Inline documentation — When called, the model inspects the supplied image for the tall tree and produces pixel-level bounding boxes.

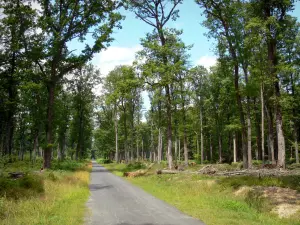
[128,0,183,169]
[35,0,122,168]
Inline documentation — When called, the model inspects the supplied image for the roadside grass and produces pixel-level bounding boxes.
[104,163,300,225]
[219,175,300,192]
[0,160,91,225]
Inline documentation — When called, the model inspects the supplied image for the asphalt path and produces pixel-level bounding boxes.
[86,161,205,225]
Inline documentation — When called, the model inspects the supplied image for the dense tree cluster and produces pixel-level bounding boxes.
[0,0,122,167]
[96,0,300,169]
[1,0,299,170]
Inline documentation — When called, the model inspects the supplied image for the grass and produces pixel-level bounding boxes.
[0,159,91,225]
[104,163,300,225]
[219,175,300,192]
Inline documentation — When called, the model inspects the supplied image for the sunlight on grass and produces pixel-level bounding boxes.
[104,163,300,225]
[0,162,90,225]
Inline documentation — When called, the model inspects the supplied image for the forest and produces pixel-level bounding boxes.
[1,1,300,168]
[1,0,300,225]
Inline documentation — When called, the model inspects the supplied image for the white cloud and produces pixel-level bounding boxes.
[196,55,217,70]
[92,45,142,76]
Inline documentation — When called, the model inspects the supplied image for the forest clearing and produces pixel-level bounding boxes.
[1,0,300,224]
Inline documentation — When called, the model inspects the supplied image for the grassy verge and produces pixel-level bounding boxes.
[0,160,91,225]
[103,163,300,225]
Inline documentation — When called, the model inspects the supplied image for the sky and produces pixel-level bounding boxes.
[75,1,300,113]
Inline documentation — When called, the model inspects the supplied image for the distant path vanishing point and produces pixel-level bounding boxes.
[86,161,205,225]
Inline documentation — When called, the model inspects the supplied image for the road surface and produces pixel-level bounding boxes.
[86,161,205,225]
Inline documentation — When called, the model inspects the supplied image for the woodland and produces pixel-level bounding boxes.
[1,1,300,224]
[0,1,300,171]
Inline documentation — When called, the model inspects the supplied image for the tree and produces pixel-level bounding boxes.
[128,0,183,169]
[35,0,122,168]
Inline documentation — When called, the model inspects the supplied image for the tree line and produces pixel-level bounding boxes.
[96,0,300,169]
[0,0,122,168]
[1,0,299,170]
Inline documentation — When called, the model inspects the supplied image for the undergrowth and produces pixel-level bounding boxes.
[219,175,300,192]
[0,159,91,225]
[104,162,300,225]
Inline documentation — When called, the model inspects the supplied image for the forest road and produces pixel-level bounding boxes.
[86,161,205,225]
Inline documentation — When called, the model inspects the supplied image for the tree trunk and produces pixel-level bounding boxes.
[142,139,144,161]
[295,128,299,164]
[265,3,285,169]
[247,106,252,168]
[178,138,181,162]
[136,138,139,161]
[210,134,213,162]
[158,128,162,163]
[175,136,178,162]
[233,133,237,163]
[33,132,38,163]
[266,105,275,163]
[165,84,173,169]
[183,133,188,166]
[200,106,204,164]
[275,103,285,168]
[261,84,265,161]
[44,83,55,168]
[115,108,119,163]
[218,134,222,163]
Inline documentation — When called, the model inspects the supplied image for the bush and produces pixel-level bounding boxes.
[252,160,263,166]
[97,158,113,164]
[194,154,201,164]
[287,158,296,165]
[245,190,269,212]
[125,162,146,172]
[0,174,44,199]
[288,163,300,170]
[51,160,87,171]
[48,172,59,181]
[231,162,243,170]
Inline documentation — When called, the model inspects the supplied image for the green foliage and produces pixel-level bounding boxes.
[50,160,87,171]
[125,162,146,172]
[252,160,263,166]
[219,176,300,192]
[0,174,44,199]
[194,154,201,164]
[245,191,269,213]
[96,158,113,164]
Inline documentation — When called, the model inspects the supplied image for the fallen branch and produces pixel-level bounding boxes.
[123,170,146,178]
[156,170,182,175]
[8,172,25,179]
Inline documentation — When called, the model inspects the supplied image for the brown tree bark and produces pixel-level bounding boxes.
[44,83,55,168]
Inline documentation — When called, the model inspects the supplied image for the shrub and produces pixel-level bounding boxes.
[288,163,300,170]
[19,174,44,193]
[245,190,269,212]
[51,160,87,171]
[125,162,146,172]
[252,160,263,166]
[48,172,59,181]
[231,162,243,170]
[97,158,113,164]
[194,154,201,164]
[0,174,44,199]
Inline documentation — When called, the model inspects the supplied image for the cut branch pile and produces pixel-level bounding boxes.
[123,170,146,178]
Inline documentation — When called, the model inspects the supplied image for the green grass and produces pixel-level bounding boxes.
[0,160,91,225]
[104,163,300,225]
[219,175,300,192]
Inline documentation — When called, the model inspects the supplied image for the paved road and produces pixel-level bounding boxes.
[86,161,205,225]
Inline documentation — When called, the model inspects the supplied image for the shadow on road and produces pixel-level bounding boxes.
[89,184,112,191]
